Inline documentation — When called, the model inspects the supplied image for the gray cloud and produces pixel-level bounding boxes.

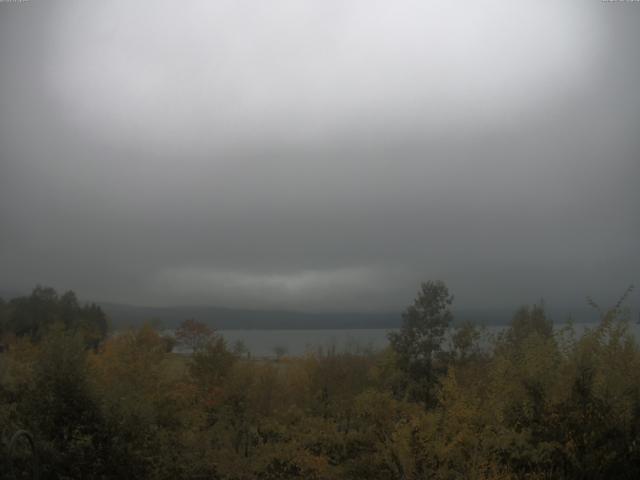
[1,1,638,312]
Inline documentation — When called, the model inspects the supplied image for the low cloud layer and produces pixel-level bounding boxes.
[1,1,639,311]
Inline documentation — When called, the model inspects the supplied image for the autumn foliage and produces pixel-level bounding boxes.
[1,284,640,479]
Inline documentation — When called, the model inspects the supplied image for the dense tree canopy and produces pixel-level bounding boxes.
[0,286,108,346]
[1,284,640,479]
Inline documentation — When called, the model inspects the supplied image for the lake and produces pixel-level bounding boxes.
[205,321,640,358]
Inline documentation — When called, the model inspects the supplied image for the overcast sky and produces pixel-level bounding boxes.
[1,1,638,312]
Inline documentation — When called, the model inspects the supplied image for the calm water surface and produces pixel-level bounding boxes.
[210,322,640,358]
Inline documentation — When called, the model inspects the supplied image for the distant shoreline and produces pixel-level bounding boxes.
[98,300,615,330]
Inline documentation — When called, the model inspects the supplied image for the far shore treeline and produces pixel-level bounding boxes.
[1,282,639,479]
[0,286,607,331]
[99,302,605,331]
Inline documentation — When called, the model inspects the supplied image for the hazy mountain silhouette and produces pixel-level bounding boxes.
[98,302,603,330]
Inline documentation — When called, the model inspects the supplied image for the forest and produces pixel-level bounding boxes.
[1,282,639,479]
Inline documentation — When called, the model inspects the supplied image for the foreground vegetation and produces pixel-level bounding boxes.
[1,283,639,479]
